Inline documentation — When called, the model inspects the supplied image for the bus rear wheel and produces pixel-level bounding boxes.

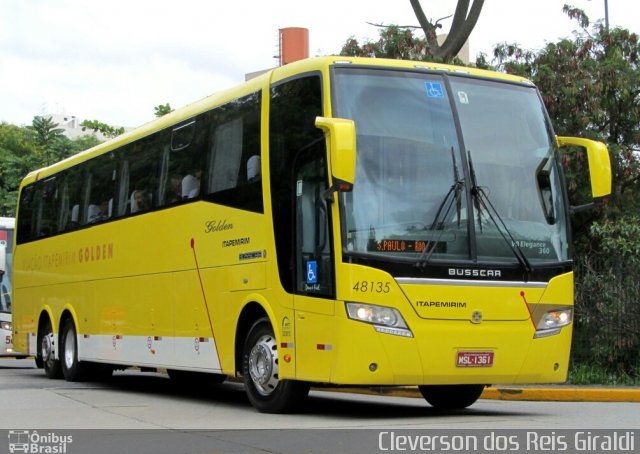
[60,317,90,381]
[419,384,485,409]
[40,318,62,379]
[241,318,309,413]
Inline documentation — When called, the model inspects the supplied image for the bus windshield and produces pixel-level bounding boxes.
[333,68,570,266]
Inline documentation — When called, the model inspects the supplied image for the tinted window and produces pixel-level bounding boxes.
[205,91,263,213]
[269,75,323,293]
[164,118,206,206]
[58,167,84,232]
[83,153,116,225]
[17,185,37,244]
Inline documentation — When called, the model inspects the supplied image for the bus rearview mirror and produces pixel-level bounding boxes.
[315,117,356,193]
[557,136,612,199]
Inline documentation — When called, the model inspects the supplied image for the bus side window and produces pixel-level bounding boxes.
[83,154,116,225]
[58,167,84,232]
[17,185,37,244]
[115,155,130,217]
[38,177,58,238]
[205,91,263,213]
[161,120,203,207]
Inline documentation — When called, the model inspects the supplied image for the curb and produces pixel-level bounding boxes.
[322,386,640,403]
[481,386,640,402]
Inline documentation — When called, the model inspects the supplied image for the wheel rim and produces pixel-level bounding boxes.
[64,326,76,370]
[248,334,279,396]
[41,333,53,363]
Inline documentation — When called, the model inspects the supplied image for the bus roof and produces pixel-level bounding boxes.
[18,56,534,188]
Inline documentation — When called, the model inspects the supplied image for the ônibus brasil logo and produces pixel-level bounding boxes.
[8,430,73,454]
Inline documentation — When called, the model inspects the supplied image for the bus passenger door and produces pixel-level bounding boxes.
[293,147,336,382]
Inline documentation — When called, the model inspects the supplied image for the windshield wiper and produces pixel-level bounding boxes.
[416,147,463,268]
[467,150,533,281]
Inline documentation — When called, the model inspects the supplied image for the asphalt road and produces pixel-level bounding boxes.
[0,358,637,453]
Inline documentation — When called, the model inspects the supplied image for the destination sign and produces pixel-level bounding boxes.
[371,239,429,253]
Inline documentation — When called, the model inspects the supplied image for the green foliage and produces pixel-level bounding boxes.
[573,219,640,379]
[81,119,125,139]
[0,123,39,216]
[0,120,101,216]
[482,6,640,382]
[484,6,640,251]
[340,24,468,65]
[1,102,167,217]
[590,217,640,260]
[340,26,430,61]
[71,135,102,152]
[154,103,174,117]
[569,362,639,386]
[28,116,66,167]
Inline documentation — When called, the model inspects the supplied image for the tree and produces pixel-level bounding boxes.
[341,0,484,63]
[28,116,65,166]
[154,103,174,117]
[410,0,484,62]
[341,25,431,61]
[481,5,640,380]
[0,122,102,216]
[485,5,640,225]
[0,123,40,215]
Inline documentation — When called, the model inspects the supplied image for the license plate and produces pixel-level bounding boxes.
[456,351,494,367]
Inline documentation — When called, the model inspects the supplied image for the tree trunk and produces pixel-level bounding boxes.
[410,0,484,62]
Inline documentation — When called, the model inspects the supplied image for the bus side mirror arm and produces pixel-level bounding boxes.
[569,200,602,215]
[315,116,357,201]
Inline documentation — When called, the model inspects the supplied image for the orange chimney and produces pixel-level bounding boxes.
[279,27,309,66]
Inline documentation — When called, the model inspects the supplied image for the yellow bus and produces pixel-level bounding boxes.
[13,57,611,413]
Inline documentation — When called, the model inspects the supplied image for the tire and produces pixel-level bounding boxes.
[40,318,62,379]
[60,317,88,382]
[419,384,485,409]
[242,318,309,413]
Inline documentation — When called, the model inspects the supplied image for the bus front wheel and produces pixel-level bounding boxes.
[40,318,62,379]
[418,384,485,409]
[241,318,309,413]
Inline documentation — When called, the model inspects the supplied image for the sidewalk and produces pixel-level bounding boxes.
[326,385,640,402]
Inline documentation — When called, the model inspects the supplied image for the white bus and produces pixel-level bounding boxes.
[0,217,25,357]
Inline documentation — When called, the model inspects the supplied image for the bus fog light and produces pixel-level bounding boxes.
[0,321,10,331]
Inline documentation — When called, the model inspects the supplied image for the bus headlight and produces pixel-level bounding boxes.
[534,309,572,338]
[345,303,413,337]
[0,321,11,331]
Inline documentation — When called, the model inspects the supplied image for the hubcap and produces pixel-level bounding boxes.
[64,328,76,370]
[41,333,54,362]
[248,334,279,396]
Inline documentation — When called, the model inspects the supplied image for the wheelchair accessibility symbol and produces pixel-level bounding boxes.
[306,261,318,284]
[425,81,444,98]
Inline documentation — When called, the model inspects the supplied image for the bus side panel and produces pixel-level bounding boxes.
[171,269,223,371]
